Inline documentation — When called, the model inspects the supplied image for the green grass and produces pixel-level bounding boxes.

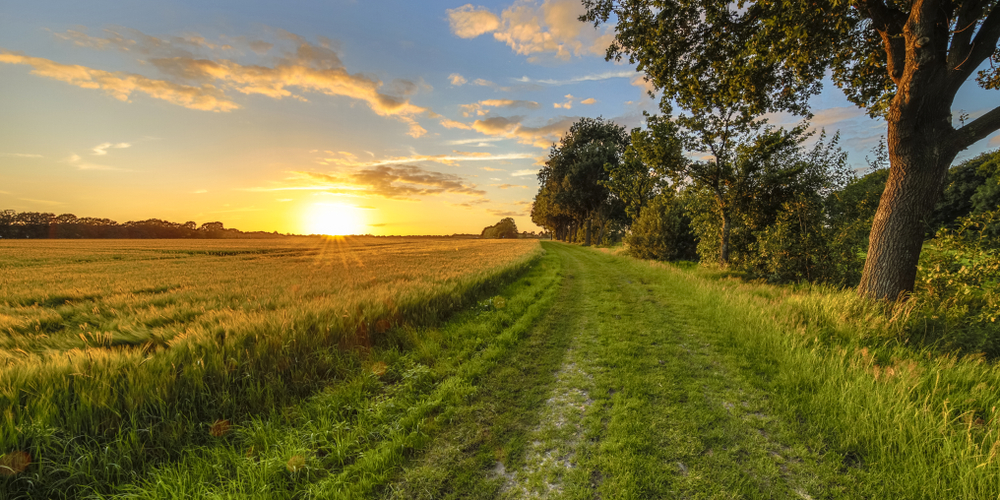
[5,241,1000,498]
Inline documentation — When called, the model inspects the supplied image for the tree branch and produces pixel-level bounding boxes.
[947,0,984,71]
[950,105,1000,151]
[858,0,908,84]
[948,1,1000,93]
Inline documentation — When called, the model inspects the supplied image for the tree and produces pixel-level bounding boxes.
[480,217,519,239]
[532,117,630,244]
[583,0,1000,299]
[602,116,686,227]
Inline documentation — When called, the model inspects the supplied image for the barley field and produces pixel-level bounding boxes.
[0,237,540,495]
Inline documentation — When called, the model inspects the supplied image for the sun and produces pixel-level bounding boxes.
[306,203,365,236]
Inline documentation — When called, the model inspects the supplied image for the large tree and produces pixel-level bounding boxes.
[583,0,1000,300]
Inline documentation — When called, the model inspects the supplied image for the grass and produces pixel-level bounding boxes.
[391,243,1000,498]
[4,239,1000,498]
[0,237,541,498]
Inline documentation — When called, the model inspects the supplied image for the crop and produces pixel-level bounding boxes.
[0,237,540,497]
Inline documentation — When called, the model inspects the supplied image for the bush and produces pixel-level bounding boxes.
[624,193,697,261]
[908,209,1000,355]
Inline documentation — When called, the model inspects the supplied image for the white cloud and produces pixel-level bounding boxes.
[447,5,502,38]
[517,70,634,85]
[512,169,538,176]
[0,50,239,112]
[4,28,436,137]
[449,73,468,86]
[472,115,576,148]
[581,97,597,105]
[447,0,616,63]
[92,142,130,155]
[460,98,540,117]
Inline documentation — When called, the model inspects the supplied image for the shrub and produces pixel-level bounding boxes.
[908,209,1000,355]
[624,193,697,261]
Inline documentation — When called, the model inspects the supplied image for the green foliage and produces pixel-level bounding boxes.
[911,210,1000,355]
[480,217,519,239]
[533,117,630,241]
[624,192,697,261]
[928,149,1000,236]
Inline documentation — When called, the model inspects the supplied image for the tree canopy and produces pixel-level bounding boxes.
[532,117,630,242]
[583,0,1000,299]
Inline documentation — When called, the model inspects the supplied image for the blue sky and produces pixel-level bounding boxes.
[2,0,998,234]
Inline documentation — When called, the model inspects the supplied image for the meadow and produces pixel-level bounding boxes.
[3,239,1000,499]
[0,238,541,498]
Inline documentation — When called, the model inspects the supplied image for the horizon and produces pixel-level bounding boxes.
[3,0,999,236]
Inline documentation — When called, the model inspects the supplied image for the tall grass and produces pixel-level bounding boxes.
[0,237,541,498]
[656,262,1000,497]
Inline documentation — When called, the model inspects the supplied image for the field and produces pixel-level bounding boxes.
[3,239,1000,499]
[0,238,541,498]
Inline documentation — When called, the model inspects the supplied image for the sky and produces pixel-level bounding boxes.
[2,1,999,236]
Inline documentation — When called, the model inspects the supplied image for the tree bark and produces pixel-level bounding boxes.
[585,219,592,246]
[858,7,958,300]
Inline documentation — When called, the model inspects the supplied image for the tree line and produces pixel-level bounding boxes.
[0,210,286,239]
[532,116,1000,285]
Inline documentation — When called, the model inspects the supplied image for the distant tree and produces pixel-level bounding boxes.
[532,117,630,245]
[481,217,519,239]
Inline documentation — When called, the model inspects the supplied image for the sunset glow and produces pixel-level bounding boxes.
[2,1,998,235]
[306,203,366,236]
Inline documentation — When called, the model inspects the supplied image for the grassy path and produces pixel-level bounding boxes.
[391,242,851,499]
[79,241,1000,498]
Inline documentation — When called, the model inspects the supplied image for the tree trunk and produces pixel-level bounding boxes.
[585,219,592,246]
[858,61,956,299]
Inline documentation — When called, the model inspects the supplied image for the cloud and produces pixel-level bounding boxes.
[314,149,535,167]
[811,106,866,127]
[92,142,130,155]
[65,153,124,171]
[0,50,239,112]
[19,198,65,205]
[273,165,487,200]
[991,134,1000,146]
[472,115,576,148]
[554,94,574,109]
[512,169,538,176]
[445,137,506,146]
[488,208,526,217]
[10,28,435,136]
[449,73,467,86]
[460,98,540,117]
[439,118,473,130]
[581,97,597,105]
[491,183,529,189]
[3,153,42,158]
[516,70,633,85]
[452,198,492,208]
[448,0,615,63]
[631,74,656,97]
[447,5,502,38]
[193,189,208,194]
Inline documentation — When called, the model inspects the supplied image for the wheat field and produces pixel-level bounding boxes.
[0,237,540,492]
